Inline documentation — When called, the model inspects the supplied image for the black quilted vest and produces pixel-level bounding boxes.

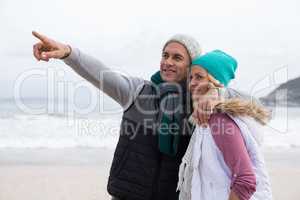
[107,82,193,200]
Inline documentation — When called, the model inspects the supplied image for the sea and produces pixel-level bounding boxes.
[0,98,300,150]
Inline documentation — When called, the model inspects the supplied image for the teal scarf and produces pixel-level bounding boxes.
[151,71,181,156]
[150,71,164,85]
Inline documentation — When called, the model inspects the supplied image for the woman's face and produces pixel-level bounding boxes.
[160,42,191,83]
[189,66,210,97]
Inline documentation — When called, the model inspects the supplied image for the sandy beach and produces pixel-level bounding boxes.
[0,147,299,200]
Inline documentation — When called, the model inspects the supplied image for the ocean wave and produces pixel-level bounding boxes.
[0,108,299,149]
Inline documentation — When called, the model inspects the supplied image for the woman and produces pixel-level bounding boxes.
[177,50,273,200]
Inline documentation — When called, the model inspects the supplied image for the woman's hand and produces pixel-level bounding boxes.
[32,31,71,62]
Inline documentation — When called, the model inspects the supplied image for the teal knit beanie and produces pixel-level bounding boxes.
[191,50,237,87]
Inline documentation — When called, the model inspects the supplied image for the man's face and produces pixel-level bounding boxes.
[160,42,191,83]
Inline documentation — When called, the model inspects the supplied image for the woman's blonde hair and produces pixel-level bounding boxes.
[206,75,272,125]
[215,98,271,125]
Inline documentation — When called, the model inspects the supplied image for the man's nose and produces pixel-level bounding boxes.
[164,57,174,66]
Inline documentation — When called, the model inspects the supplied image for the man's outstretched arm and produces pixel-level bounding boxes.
[32,31,145,110]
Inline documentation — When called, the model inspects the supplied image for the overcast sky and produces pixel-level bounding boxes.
[1,0,299,100]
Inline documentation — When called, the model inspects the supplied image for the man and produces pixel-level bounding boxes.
[32,31,229,200]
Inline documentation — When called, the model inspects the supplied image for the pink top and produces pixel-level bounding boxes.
[209,113,257,200]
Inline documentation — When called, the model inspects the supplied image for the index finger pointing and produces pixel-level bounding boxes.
[32,31,49,44]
